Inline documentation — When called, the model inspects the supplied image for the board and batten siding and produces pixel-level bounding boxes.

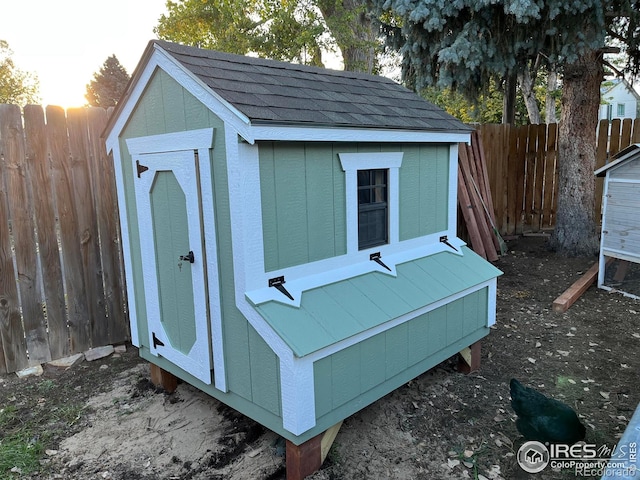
[399,144,450,240]
[602,181,640,256]
[260,143,452,271]
[118,69,282,416]
[313,287,489,424]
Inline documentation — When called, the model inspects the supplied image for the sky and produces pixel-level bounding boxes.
[1,0,168,108]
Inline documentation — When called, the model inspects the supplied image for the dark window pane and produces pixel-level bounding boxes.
[358,168,388,250]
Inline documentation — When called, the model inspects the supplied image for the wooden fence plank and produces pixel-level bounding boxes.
[67,108,108,347]
[632,118,640,143]
[610,118,622,157]
[531,124,547,232]
[0,104,51,365]
[595,119,609,216]
[542,123,558,228]
[46,106,91,352]
[86,107,128,344]
[23,105,69,360]
[621,118,633,149]
[0,106,29,373]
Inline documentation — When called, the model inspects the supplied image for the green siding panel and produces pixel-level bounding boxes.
[260,142,348,271]
[313,288,490,428]
[385,322,408,379]
[359,334,386,391]
[313,357,333,418]
[331,346,361,407]
[400,145,450,241]
[248,326,281,416]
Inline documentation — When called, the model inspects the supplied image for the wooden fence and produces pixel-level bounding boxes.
[0,104,128,374]
[1,103,638,373]
[479,118,640,236]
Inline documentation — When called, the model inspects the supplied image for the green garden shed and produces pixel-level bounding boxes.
[104,40,502,478]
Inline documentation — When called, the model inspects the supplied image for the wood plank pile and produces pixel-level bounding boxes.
[458,130,502,262]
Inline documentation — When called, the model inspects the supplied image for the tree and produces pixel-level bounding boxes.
[377,0,640,255]
[155,0,379,73]
[0,40,39,106]
[85,55,130,107]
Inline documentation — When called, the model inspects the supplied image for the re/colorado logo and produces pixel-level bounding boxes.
[517,441,550,473]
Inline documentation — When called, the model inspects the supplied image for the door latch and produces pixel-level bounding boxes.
[179,251,195,263]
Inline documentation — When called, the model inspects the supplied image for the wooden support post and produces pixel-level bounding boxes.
[286,421,343,480]
[458,340,481,374]
[613,260,630,283]
[149,363,178,393]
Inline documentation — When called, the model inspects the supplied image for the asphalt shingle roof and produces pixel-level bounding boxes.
[154,40,471,132]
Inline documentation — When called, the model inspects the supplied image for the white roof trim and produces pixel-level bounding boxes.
[249,125,471,143]
[595,143,640,177]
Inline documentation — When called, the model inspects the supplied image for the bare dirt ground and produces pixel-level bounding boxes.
[1,235,639,480]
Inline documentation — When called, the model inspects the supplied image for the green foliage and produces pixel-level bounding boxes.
[376,0,640,96]
[85,55,130,108]
[0,40,40,106]
[421,80,532,126]
[155,0,328,65]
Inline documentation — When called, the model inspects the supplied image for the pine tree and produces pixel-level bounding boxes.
[376,0,640,255]
[85,55,130,107]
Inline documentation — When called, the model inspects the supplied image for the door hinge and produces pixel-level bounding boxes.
[370,252,391,271]
[152,332,165,349]
[136,160,149,178]
[269,276,294,301]
[440,235,458,252]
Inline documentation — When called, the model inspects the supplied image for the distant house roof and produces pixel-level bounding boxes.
[601,78,640,101]
[110,40,471,135]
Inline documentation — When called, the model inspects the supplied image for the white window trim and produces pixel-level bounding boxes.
[338,152,403,254]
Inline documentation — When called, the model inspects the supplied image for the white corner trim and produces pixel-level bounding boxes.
[448,144,460,231]
[126,128,214,155]
[110,142,140,347]
[487,278,498,327]
[224,127,317,435]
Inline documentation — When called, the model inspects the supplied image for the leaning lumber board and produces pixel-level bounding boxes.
[457,165,487,259]
[552,262,600,312]
[460,145,499,261]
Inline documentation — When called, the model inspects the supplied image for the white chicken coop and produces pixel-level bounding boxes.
[595,143,640,299]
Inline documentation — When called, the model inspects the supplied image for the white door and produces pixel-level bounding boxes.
[133,150,212,384]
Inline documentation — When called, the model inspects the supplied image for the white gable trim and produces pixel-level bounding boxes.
[224,127,316,435]
[126,128,215,154]
[106,46,252,152]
